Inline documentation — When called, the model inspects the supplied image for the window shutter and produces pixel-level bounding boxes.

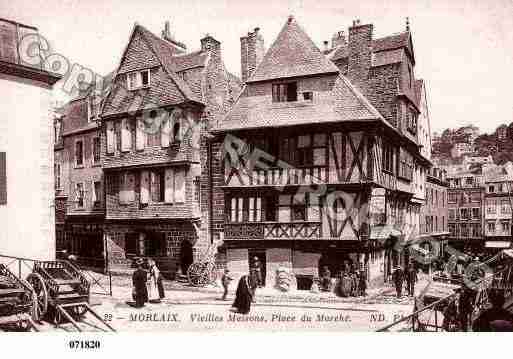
[107,122,115,154]
[91,181,97,204]
[121,119,131,152]
[119,173,127,204]
[126,172,135,202]
[256,197,262,221]
[140,171,150,204]
[164,168,175,203]
[0,152,6,205]
[248,197,254,222]
[161,117,170,148]
[150,171,160,202]
[136,118,146,150]
[174,169,186,203]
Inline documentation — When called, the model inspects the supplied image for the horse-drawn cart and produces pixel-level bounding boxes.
[26,260,90,324]
[0,264,38,331]
[25,260,115,332]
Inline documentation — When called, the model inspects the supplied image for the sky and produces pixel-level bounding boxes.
[2,0,512,133]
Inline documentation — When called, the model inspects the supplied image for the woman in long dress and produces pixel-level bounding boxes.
[231,275,253,314]
[147,259,161,303]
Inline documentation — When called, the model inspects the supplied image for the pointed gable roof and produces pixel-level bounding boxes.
[247,16,339,83]
[101,24,204,118]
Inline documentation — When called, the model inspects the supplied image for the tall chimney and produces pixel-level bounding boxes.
[240,27,265,82]
[201,34,221,61]
[347,20,373,95]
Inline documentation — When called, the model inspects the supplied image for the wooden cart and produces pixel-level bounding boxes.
[0,264,38,331]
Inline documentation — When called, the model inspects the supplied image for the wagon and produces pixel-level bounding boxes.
[187,244,218,287]
[0,264,37,331]
[26,260,91,325]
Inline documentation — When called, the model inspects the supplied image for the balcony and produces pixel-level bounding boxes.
[224,221,322,240]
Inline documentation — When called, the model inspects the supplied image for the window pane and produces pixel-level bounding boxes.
[297,135,311,148]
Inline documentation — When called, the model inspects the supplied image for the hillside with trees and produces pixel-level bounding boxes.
[432,122,513,164]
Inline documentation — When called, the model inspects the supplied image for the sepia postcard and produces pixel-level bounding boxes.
[1,1,513,349]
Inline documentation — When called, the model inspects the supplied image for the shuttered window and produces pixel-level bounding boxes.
[106,121,115,154]
[136,118,146,150]
[121,118,132,152]
[0,152,6,205]
[75,140,84,167]
[140,171,150,204]
[119,172,135,204]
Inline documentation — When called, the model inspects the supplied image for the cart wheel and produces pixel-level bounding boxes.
[26,273,48,322]
[187,263,203,286]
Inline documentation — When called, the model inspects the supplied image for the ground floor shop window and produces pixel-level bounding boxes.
[125,232,167,257]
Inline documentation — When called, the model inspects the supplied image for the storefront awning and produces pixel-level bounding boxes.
[369,225,402,240]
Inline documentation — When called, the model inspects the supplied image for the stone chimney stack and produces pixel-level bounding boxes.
[240,27,265,83]
[201,34,221,59]
[331,30,346,48]
[348,19,373,94]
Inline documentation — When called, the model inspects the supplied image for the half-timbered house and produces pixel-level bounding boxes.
[211,16,432,289]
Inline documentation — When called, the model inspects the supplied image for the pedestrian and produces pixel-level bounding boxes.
[147,259,162,303]
[458,285,476,331]
[320,266,331,292]
[250,257,263,288]
[405,262,418,296]
[392,265,404,298]
[472,289,513,332]
[350,265,359,297]
[221,269,233,301]
[231,274,253,314]
[358,268,367,297]
[132,259,148,308]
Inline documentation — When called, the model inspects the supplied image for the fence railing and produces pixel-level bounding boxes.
[377,259,513,332]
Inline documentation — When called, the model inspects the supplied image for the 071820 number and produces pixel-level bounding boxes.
[68,340,101,350]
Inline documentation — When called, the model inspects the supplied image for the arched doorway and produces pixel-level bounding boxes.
[180,240,194,275]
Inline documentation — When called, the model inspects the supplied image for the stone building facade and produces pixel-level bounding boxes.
[446,170,484,251]
[99,22,240,277]
[483,163,513,250]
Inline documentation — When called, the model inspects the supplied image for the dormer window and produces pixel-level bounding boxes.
[272,82,297,102]
[127,69,151,90]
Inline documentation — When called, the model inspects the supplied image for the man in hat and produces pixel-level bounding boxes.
[132,258,148,308]
[250,256,263,289]
[405,262,418,297]
[392,265,405,298]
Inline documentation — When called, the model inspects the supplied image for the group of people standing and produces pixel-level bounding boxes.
[132,258,165,308]
[333,264,367,297]
[391,262,418,298]
[319,264,367,297]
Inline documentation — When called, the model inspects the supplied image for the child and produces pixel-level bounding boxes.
[221,269,233,300]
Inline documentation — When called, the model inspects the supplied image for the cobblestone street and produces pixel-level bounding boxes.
[32,271,427,332]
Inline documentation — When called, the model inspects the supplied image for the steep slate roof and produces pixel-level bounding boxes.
[173,50,209,71]
[102,24,205,117]
[372,32,410,52]
[136,25,202,103]
[216,75,382,131]
[247,16,339,83]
